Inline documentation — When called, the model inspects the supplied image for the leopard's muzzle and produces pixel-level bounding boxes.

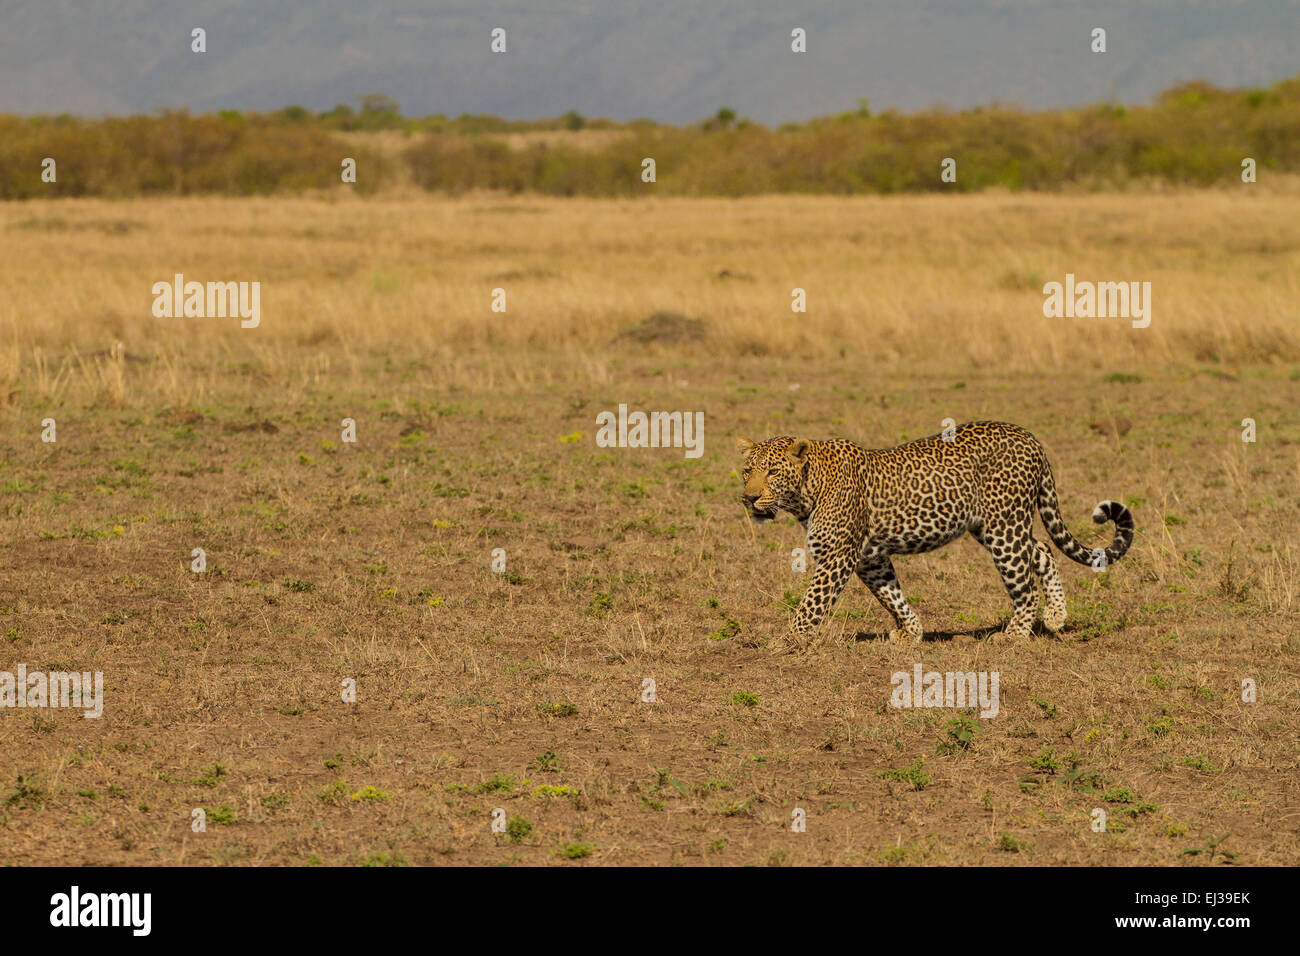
[742,493,778,524]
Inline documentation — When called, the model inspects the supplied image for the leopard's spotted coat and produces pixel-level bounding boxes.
[737,421,1134,652]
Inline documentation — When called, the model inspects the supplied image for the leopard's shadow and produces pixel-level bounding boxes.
[850,625,1001,644]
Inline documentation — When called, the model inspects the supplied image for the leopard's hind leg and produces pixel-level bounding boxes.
[1033,539,1066,634]
[970,518,1038,641]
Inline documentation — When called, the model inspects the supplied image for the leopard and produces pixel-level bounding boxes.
[736,421,1134,652]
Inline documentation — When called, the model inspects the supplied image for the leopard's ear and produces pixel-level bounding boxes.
[736,436,755,455]
[789,438,811,463]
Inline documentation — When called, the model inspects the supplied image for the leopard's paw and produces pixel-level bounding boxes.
[997,623,1033,643]
[887,623,925,644]
[770,632,812,656]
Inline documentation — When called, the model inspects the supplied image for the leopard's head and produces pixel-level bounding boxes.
[736,435,815,523]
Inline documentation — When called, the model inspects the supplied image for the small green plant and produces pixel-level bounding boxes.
[1180,834,1236,863]
[538,701,579,718]
[707,616,742,641]
[585,591,613,617]
[694,779,733,795]
[560,842,594,859]
[1029,746,1061,774]
[1064,757,1105,794]
[533,784,578,797]
[1147,715,1175,737]
[1122,800,1159,819]
[936,715,978,755]
[997,833,1025,852]
[1069,599,1125,642]
[349,785,390,802]
[727,691,761,707]
[878,845,910,864]
[531,750,559,772]
[617,480,647,499]
[205,805,236,825]
[505,816,533,843]
[192,762,229,787]
[475,774,517,793]
[877,757,930,791]
[317,781,348,804]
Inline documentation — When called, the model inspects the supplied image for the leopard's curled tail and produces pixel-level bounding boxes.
[1036,459,1134,566]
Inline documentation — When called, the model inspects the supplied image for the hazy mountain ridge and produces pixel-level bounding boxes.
[2,0,1297,121]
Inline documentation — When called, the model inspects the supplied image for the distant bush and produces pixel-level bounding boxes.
[404,76,1300,196]
[4,77,1299,198]
[0,108,392,198]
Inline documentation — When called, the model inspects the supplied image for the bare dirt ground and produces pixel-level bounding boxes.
[1,194,1297,865]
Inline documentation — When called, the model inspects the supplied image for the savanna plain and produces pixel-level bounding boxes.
[0,188,1297,865]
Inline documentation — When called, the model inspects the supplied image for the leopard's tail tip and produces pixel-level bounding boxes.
[1090,499,1136,561]
[1093,500,1120,523]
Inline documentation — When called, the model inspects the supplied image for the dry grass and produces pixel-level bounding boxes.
[0,192,1296,865]
[2,191,1299,401]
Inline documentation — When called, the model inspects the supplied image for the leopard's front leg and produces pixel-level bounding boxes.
[779,546,857,653]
